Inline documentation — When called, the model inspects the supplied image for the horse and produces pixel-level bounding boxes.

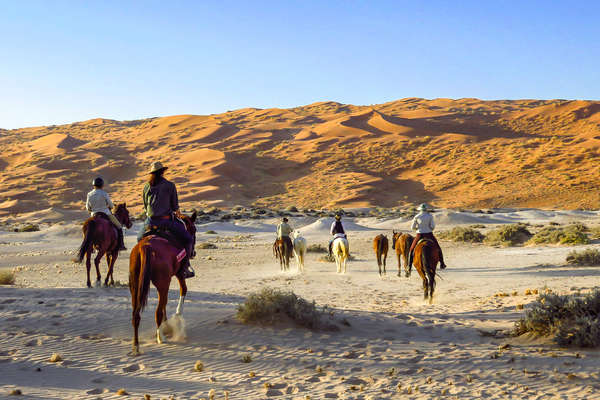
[291,230,307,272]
[273,236,293,272]
[76,203,133,288]
[129,211,197,355]
[410,238,439,304]
[332,236,349,274]
[392,230,413,277]
[373,234,389,276]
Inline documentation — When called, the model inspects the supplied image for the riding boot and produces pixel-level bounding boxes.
[117,229,126,251]
[180,256,195,278]
[408,251,414,268]
[328,241,333,258]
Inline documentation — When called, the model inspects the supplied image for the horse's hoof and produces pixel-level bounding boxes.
[129,349,140,357]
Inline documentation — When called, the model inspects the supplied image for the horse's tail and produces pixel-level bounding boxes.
[138,244,153,312]
[377,236,385,260]
[342,239,349,259]
[76,219,95,263]
[422,244,435,289]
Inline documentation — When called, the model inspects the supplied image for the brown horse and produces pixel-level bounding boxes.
[273,237,293,272]
[129,212,197,355]
[373,234,389,276]
[411,239,439,304]
[392,231,413,278]
[76,203,132,288]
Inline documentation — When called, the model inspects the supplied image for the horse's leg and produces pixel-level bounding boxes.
[176,275,188,315]
[94,250,104,287]
[109,252,118,286]
[383,250,387,275]
[396,249,402,277]
[132,305,141,355]
[156,285,169,344]
[104,254,111,286]
[423,277,429,300]
[85,251,92,288]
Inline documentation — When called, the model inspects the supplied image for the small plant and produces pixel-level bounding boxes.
[0,271,15,285]
[237,287,334,330]
[15,224,40,232]
[514,290,600,347]
[198,242,217,249]
[566,248,600,266]
[528,225,589,245]
[306,244,327,253]
[318,253,356,263]
[194,360,204,372]
[438,227,485,243]
[484,224,532,246]
[48,353,62,362]
[204,230,218,234]
[241,354,252,363]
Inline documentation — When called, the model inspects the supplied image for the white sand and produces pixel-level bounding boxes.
[2,211,600,399]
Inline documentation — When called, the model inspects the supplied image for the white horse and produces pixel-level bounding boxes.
[332,236,349,273]
[291,230,307,272]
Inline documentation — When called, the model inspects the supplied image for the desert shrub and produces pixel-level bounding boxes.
[484,224,532,246]
[285,205,298,212]
[204,230,218,234]
[15,224,40,232]
[470,224,486,229]
[318,253,356,263]
[0,270,15,285]
[589,227,600,239]
[306,244,327,253]
[197,242,217,249]
[237,287,329,330]
[438,227,484,243]
[514,290,600,347]
[566,248,600,266]
[529,225,590,245]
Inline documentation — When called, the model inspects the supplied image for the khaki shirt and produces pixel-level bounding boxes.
[86,189,114,216]
[411,211,435,234]
[277,222,292,238]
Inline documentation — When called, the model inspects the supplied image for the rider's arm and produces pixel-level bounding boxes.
[429,214,435,231]
[411,216,418,231]
[170,183,179,213]
[330,222,335,235]
[142,184,149,215]
[105,192,114,210]
[85,194,92,213]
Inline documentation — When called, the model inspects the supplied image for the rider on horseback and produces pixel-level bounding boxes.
[86,177,126,251]
[277,217,293,240]
[407,203,447,269]
[138,161,195,279]
[328,214,346,257]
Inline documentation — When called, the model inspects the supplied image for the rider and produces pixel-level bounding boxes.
[277,217,293,240]
[86,177,126,251]
[328,214,346,257]
[407,203,447,269]
[138,161,195,279]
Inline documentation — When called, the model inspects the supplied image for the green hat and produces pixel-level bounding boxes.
[418,203,431,211]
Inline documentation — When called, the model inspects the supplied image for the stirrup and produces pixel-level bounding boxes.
[183,266,195,278]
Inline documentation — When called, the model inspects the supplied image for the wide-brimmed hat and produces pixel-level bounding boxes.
[417,203,432,211]
[335,214,342,220]
[149,161,168,174]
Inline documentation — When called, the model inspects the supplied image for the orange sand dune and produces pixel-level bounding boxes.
[2,98,600,220]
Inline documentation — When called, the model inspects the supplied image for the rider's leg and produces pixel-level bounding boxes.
[137,218,150,242]
[429,234,447,269]
[408,233,422,267]
[108,214,126,250]
[328,238,333,257]
[170,220,195,278]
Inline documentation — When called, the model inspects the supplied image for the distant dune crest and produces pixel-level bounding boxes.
[1,97,600,219]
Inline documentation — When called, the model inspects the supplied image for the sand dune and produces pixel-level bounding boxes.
[2,98,600,221]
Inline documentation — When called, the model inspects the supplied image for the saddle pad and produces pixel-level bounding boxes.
[333,233,346,239]
[417,238,434,246]
[176,248,186,262]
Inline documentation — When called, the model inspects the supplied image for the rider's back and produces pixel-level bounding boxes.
[86,188,113,216]
[143,177,178,218]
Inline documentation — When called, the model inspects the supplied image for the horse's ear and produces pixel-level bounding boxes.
[191,211,197,223]
[123,202,126,208]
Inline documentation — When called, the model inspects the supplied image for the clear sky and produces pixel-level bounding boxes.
[1,1,599,129]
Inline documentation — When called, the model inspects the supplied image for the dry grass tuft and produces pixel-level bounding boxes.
[529,224,589,245]
[198,242,217,249]
[484,224,532,246]
[48,353,62,363]
[306,244,327,253]
[566,248,600,266]
[194,360,204,372]
[0,270,16,285]
[438,227,485,243]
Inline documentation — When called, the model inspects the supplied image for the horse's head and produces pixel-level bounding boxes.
[392,230,401,246]
[180,211,197,258]
[291,230,302,239]
[114,203,133,229]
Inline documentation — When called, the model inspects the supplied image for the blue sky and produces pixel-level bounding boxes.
[1,1,599,128]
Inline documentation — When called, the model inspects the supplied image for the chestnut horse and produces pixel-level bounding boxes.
[273,237,293,272]
[76,203,132,288]
[410,239,439,304]
[373,234,389,276]
[129,212,197,355]
[392,231,413,278]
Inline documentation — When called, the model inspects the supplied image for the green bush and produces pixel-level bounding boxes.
[204,230,218,234]
[15,224,40,232]
[529,225,590,245]
[197,242,217,249]
[237,287,331,330]
[484,224,532,246]
[515,291,600,347]
[0,270,15,285]
[589,227,600,239]
[566,248,600,266]
[438,227,485,243]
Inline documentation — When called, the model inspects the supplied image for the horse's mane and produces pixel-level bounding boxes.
[113,203,126,214]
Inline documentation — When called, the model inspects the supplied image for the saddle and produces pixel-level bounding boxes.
[142,225,184,251]
[94,212,110,221]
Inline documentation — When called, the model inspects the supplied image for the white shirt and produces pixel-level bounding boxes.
[86,188,114,216]
[411,211,435,234]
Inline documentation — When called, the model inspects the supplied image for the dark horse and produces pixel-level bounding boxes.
[392,231,413,278]
[273,237,293,272]
[76,203,132,288]
[373,234,389,276]
[410,239,440,304]
[129,212,197,355]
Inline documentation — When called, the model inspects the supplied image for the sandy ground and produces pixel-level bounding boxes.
[2,211,600,399]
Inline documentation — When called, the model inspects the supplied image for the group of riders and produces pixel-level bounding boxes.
[275,203,447,270]
[86,160,446,277]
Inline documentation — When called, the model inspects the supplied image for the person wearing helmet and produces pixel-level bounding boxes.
[138,161,195,279]
[328,214,346,257]
[277,217,293,240]
[85,177,126,251]
[407,203,446,269]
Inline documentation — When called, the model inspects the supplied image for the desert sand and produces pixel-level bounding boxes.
[2,98,600,223]
[2,209,600,399]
